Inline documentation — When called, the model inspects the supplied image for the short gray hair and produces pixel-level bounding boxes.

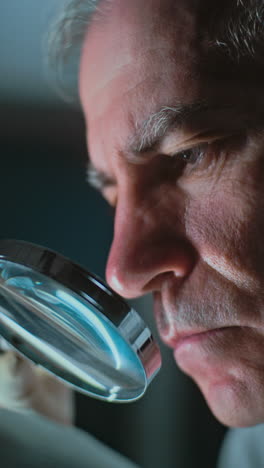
[207,0,264,64]
[46,0,103,102]
[47,0,264,103]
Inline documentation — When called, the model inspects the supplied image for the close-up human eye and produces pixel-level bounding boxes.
[167,144,211,177]
[168,135,239,177]
[171,145,207,165]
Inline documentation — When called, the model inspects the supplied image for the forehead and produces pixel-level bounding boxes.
[79,0,201,125]
[79,0,262,169]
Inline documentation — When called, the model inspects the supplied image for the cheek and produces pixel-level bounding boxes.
[185,175,264,288]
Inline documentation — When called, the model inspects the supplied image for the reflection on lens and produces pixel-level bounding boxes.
[0,261,147,402]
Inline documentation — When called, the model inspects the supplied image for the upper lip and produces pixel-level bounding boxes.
[154,291,206,347]
[154,290,233,349]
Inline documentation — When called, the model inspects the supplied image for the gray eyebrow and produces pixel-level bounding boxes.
[127,100,220,156]
[86,100,234,191]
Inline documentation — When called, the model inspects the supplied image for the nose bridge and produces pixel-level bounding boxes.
[106,185,157,292]
[107,191,153,281]
[106,182,195,298]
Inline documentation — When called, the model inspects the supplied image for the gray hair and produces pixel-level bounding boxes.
[208,0,264,64]
[46,0,103,102]
[47,0,264,103]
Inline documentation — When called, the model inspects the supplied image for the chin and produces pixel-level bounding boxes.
[173,326,264,427]
[197,374,264,428]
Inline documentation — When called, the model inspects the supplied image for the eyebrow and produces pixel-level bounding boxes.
[86,100,237,191]
[127,100,222,155]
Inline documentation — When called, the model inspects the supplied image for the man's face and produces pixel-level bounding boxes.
[79,0,264,427]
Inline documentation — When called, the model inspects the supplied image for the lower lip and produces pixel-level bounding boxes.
[173,326,248,398]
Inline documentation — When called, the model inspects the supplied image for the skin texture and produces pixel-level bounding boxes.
[79,0,264,427]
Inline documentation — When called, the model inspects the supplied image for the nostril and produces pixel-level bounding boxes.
[143,271,181,293]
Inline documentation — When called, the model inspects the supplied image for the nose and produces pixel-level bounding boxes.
[106,189,196,299]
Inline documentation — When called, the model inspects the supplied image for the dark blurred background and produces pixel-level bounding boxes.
[0,1,226,466]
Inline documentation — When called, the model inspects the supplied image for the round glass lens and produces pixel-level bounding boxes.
[0,260,147,402]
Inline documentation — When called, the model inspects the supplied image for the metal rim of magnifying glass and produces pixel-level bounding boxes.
[0,239,162,402]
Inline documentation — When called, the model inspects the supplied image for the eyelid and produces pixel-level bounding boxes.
[163,130,234,158]
[172,144,206,162]
[166,132,239,166]
[168,142,207,159]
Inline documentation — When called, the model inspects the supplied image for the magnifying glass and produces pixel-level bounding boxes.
[0,240,161,403]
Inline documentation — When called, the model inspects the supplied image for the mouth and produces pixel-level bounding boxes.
[153,291,238,351]
[173,327,234,352]
[154,291,201,347]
